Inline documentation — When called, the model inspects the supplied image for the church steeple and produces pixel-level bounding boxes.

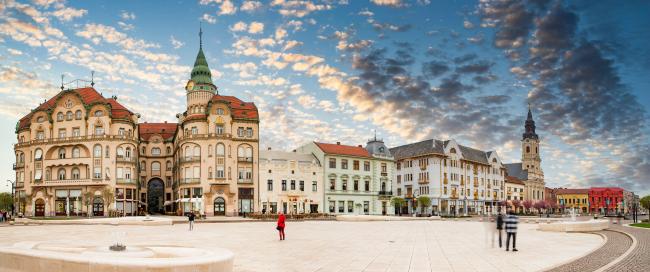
[522,104,538,140]
[187,24,216,93]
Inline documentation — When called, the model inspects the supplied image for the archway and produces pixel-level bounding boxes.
[147,178,165,214]
[93,196,104,216]
[213,197,226,216]
[34,199,45,217]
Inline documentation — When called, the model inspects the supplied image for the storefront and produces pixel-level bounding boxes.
[238,188,254,215]
[55,189,82,216]
[115,188,138,216]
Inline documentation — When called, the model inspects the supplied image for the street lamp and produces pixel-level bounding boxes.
[463,195,468,217]
[6,180,15,216]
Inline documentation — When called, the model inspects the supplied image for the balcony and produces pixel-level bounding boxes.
[443,177,448,185]
[419,165,427,171]
[209,177,228,185]
[151,170,161,177]
[418,178,429,184]
[450,192,458,199]
[237,157,253,163]
[180,156,201,163]
[473,181,478,187]
[42,178,108,186]
[13,162,25,169]
[116,178,136,185]
[180,178,200,184]
[237,178,253,184]
[116,156,137,163]
[16,182,24,188]
[378,191,393,196]
[44,157,91,167]
[181,133,234,141]
[14,134,137,148]
[381,172,388,177]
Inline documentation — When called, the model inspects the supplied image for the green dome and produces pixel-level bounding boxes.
[190,47,214,87]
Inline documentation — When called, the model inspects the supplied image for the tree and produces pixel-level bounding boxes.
[102,187,115,217]
[0,192,12,211]
[390,197,406,216]
[522,200,533,214]
[83,191,94,217]
[511,199,521,213]
[417,196,431,215]
[640,195,650,222]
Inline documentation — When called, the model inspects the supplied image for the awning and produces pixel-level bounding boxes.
[163,201,173,206]
[175,198,202,203]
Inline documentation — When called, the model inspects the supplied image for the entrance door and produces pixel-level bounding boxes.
[34,199,45,217]
[213,197,225,215]
[93,197,104,216]
[382,201,387,215]
[147,179,165,214]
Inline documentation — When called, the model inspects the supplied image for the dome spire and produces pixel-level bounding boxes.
[523,104,538,140]
[199,22,203,49]
[187,24,215,93]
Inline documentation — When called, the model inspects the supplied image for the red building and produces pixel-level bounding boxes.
[589,187,624,215]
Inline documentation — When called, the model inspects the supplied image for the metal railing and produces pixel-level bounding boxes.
[378,191,393,196]
[237,178,253,184]
[13,162,25,169]
[14,134,136,148]
[180,156,201,163]
[180,178,200,184]
[237,157,253,163]
[116,156,137,163]
[116,178,136,184]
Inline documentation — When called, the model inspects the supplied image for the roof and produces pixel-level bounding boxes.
[556,188,590,195]
[504,163,528,180]
[389,139,445,160]
[139,122,178,141]
[314,142,371,158]
[505,176,526,186]
[260,150,319,164]
[211,95,258,120]
[17,87,134,131]
[458,144,489,164]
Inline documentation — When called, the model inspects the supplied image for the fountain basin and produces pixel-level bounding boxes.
[537,219,609,232]
[0,241,234,272]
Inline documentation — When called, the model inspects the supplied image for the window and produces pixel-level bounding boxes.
[329,158,336,168]
[166,161,172,171]
[125,147,132,158]
[151,148,161,155]
[166,146,171,154]
[118,128,125,136]
[57,169,66,180]
[58,129,66,138]
[365,180,370,191]
[354,180,359,191]
[216,108,224,115]
[353,160,360,170]
[312,181,317,192]
[75,110,82,119]
[282,180,287,191]
[194,146,201,157]
[66,111,73,120]
[71,168,80,179]
[37,116,44,123]
[36,131,45,140]
[93,145,101,157]
[140,162,146,171]
[94,110,104,117]
[329,201,335,213]
[329,179,335,190]
[338,201,344,213]
[237,127,244,137]
[526,146,530,153]
[215,124,224,135]
[381,163,387,173]
[348,201,354,213]
[72,128,80,137]
[191,127,198,135]
[363,201,369,214]
[267,180,273,191]
[341,159,348,169]
[151,162,161,171]
[342,180,347,191]
[299,180,304,191]
[216,165,225,178]
[94,125,104,135]
[58,148,66,159]
[291,180,296,190]
[57,112,64,121]
[246,128,253,137]
[364,161,370,171]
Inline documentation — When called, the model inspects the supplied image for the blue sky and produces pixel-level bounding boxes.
[1,0,649,195]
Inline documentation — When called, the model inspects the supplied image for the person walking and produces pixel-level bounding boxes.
[188,211,196,231]
[505,209,518,252]
[496,212,504,248]
[277,212,286,241]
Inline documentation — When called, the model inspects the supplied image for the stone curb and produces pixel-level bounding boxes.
[594,228,638,272]
[538,232,608,272]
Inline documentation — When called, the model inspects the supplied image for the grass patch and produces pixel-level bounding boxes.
[630,223,650,228]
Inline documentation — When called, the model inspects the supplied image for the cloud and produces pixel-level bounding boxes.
[219,0,237,15]
[358,9,374,17]
[241,1,262,12]
[297,95,316,108]
[422,60,449,78]
[271,0,333,18]
[117,21,134,31]
[170,35,184,49]
[370,0,403,7]
[223,62,258,77]
[201,13,216,24]
[230,21,247,32]
[248,21,264,34]
[120,10,136,20]
[463,20,474,29]
[50,7,87,21]
[7,48,23,55]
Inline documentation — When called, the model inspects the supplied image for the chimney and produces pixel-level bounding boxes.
[336,142,340,145]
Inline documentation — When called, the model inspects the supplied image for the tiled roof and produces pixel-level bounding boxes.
[17,87,134,131]
[505,176,525,185]
[314,142,371,158]
[458,145,489,164]
[556,188,589,195]
[260,150,319,164]
[504,163,528,181]
[139,122,178,141]
[184,114,208,122]
[389,139,445,160]
[211,95,258,120]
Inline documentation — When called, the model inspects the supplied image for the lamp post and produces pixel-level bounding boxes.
[463,195,468,216]
[6,180,15,216]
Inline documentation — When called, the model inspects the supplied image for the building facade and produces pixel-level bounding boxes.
[259,149,323,214]
[296,140,395,215]
[390,139,506,216]
[13,32,259,217]
[505,176,525,202]
[589,187,624,215]
[556,189,589,214]
[505,107,545,202]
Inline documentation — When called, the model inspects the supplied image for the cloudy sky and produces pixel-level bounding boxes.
[1,0,649,195]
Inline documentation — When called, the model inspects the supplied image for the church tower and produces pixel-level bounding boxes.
[521,105,543,179]
[185,26,217,114]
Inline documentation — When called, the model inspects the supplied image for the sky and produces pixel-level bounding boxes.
[0,0,649,195]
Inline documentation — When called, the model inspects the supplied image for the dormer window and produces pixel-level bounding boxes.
[57,112,64,121]
[66,111,73,120]
[94,110,104,117]
[36,116,44,123]
[216,108,224,115]
[75,110,82,120]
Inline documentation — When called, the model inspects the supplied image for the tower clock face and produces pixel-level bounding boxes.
[185,80,195,91]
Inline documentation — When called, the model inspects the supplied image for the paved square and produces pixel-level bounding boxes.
[0,220,602,272]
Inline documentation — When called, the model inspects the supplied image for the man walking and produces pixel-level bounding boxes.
[505,209,518,251]
[188,211,196,231]
[496,212,504,248]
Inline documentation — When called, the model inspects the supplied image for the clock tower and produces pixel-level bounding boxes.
[521,105,543,179]
[185,26,216,114]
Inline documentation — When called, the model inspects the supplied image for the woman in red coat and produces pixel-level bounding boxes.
[277,212,286,241]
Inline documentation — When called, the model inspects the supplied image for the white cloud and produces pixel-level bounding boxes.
[7,48,23,55]
[219,0,237,15]
[463,20,474,29]
[201,13,217,24]
[170,35,184,49]
[117,21,134,31]
[297,95,316,108]
[230,21,247,32]
[120,10,136,20]
[224,62,258,78]
[271,0,333,18]
[241,1,262,12]
[248,21,264,34]
[236,75,287,86]
[50,7,87,21]
[370,0,403,7]
[358,9,374,16]
[199,0,221,5]
[283,40,302,51]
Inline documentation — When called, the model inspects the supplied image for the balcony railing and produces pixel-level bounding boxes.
[450,192,458,199]
[116,178,136,185]
[14,134,136,148]
[180,156,201,163]
[238,178,253,184]
[181,133,234,141]
[378,191,393,196]
[418,178,429,184]
[180,178,200,184]
[42,178,107,186]
[151,170,161,177]
[116,156,137,163]
[237,157,253,163]
[16,182,24,188]
[13,162,25,169]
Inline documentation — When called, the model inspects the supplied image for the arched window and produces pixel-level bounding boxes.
[450,148,456,154]
[193,146,200,157]
[208,167,213,178]
[58,168,66,180]
[57,112,64,121]
[151,147,161,155]
[526,146,530,153]
[166,146,171,154]
[66,111,73,120]
[216,108,224,115]
[75,110,82,119]
[166,161,172,171]
[141,161,146,171]
[34,149,43,161]
[105,145,109,158]
[94,110,104,117]
[58,148,66,159]
[71,167,80,179]
[184,146,192,158]
[125,147,131,158]
[216,144,225,156]
[19,153,25,163]
[237,145,253,161]
[117,147,124,157]
[152,162,161,171]
[93,145,102,157]
[72,147,80,158]
[536,147,538,153]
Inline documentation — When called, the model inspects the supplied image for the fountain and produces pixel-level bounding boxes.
[538,207,609,232]
[0,231,234,271]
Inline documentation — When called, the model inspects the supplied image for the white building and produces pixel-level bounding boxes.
[258,149,323,214]
[296,139,395,216]
[390,139,506,216]
[505,176,525,202]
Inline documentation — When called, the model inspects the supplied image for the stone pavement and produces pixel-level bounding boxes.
[0,220,601,272]
[603,225,650,272]
[545,230,631,272]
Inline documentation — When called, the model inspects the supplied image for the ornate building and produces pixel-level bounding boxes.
[505,107,546,202]
[13,30,259,217]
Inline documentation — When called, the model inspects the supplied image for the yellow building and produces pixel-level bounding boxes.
[556,189,589,214]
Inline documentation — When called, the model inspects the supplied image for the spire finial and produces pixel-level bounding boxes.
[374,129,377,141]
[91,70,95,87]
[60,74,64,90]
[199,22,203,49]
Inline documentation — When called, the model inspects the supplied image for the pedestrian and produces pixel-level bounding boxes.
[505,209,518,252]
[496,212,504,248]
[277,212,286,241]
[188,211,195,231]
